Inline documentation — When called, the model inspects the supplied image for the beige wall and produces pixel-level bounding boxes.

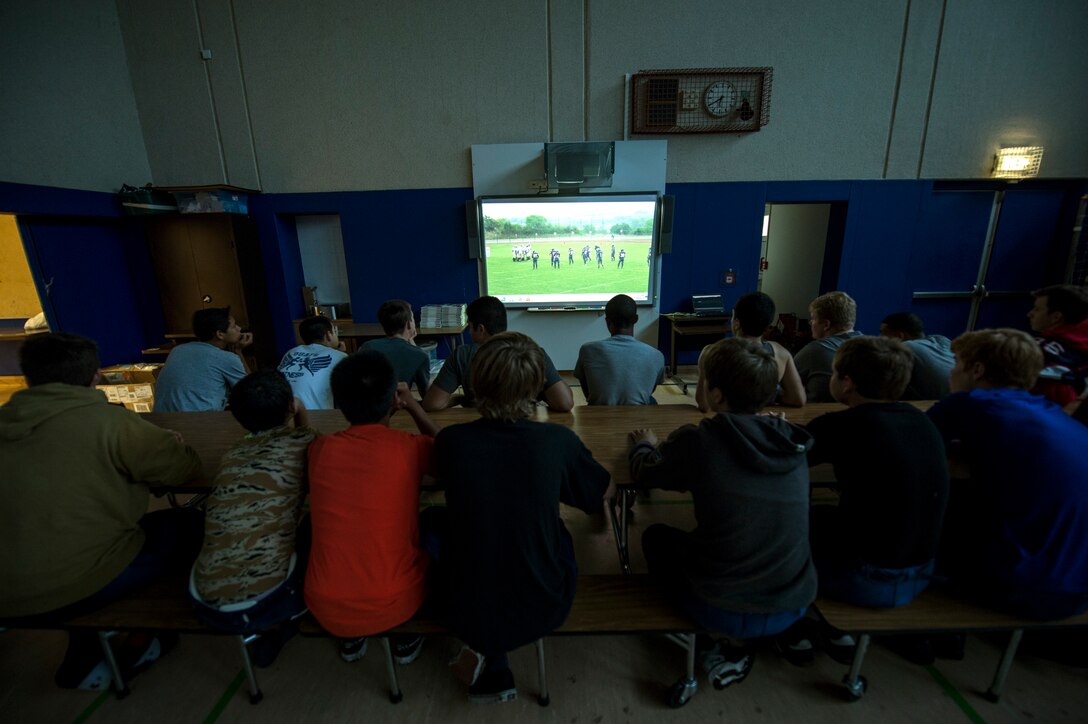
[0,0,151,191]
[2,1,1086,192]
[0,215,42,319]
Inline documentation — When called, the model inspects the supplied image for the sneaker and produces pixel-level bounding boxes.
[701,644,754,689]
[468,667,517,704]
[449,645,485,686]
[339,637,368,663]
[822,632,857,665]
[74,660,113,691]
[392,636,425,665]
[774,620,817,667]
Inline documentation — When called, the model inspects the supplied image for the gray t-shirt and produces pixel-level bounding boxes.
[433,342,562,406]
[360,337,430,394]
[575,334,664,405]
[153,341,246,412]
[793,330,864,403]
[902,335,954,400]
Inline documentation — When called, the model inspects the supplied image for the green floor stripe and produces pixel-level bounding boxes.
[926,665,988,724]
[203,669,247,724]
[71,689,111,724]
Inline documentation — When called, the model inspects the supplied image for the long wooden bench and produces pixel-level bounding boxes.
[812,588,1088,702]
[4,574,703,708]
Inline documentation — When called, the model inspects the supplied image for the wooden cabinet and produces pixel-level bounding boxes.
[145,215,275,367]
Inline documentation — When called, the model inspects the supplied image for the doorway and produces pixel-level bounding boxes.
[759,203,835,319]
[0,214,46,382]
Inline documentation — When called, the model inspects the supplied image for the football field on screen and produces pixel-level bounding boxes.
[485,238,653,297]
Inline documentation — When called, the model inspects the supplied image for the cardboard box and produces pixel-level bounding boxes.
[99,363,163,385]
[96,383,155,414]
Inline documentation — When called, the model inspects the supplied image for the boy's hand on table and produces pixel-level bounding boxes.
[758,410,786,420]
[628,428,658,447]
[392,382,416,411]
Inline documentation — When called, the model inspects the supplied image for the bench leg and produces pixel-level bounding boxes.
[608,489,633,574]
[238,634,264,704]
[841,633,870,702]
[984,628,1023,703]
[535,638,550,706]
[664,633,698,708]
[381,637,403,704]
[97,630,129,699]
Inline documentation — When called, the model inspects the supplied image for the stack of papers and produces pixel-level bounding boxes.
[420,304,467,329]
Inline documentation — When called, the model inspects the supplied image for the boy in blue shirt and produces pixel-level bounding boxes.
[929,328,1088,620]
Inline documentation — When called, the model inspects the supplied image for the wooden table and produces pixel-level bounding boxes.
[147,401,939,572]
[660,313,731,393]
[145,402,891,490]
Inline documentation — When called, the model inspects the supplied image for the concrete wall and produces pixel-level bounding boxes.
[3,1,1085,193]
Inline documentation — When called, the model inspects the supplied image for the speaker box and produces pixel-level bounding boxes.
[658,194,675,254]
[465,200,482,259]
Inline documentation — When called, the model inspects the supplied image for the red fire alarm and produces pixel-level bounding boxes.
[722,269,736,286]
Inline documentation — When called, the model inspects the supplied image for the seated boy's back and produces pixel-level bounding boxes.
[575,294,664,405]
[804,337,948,582]
[305,351,439,637]
[360,300,430,395]
[192,371,316,620]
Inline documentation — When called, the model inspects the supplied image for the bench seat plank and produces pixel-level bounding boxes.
[814,589,1088,635]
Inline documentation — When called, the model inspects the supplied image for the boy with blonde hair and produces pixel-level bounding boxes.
[433,332,611,702]
[629,338,816,688]
[929,328,1088,619]
[795,291,863,402]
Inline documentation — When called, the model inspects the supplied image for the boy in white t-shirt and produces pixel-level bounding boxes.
[277,316,348,409]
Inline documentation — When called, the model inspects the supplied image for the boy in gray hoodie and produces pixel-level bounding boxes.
[628,337,816,689]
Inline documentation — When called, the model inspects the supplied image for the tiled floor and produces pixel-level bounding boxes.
[4,373,1086,722]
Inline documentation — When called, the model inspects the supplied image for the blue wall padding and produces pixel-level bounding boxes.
[3,178,1086,367]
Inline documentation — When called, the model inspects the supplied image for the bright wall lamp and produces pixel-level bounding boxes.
[992,146,1044,179]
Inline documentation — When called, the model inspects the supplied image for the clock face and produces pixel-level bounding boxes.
[703,81,737,117]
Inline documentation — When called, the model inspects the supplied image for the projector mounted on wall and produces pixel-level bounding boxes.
[544,142,615,190]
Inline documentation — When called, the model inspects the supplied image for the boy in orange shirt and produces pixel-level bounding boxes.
[304,350,439,663]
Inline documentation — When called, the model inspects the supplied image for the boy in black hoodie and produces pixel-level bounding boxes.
[628,337,816,689]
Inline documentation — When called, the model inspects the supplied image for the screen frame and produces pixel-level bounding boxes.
[475,191,662,309]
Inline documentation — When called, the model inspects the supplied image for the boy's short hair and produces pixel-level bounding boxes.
[377,299,414,336]
[951,328,1043,390]
[298,315,334,345]
[471,332,544,422]
[20,333,100,387]
[467,296,507,335]
[229,370,293,432]
[1033,285,1088,325]
[331,351,396,425]
[732,292,777,337]
[193,307,232,341]
[809,291,857,329]
[700,338,778,414]
[834,336,913,400]
[605,294,638,329]
[881,312,925,339]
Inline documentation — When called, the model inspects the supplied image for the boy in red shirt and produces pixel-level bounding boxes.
[304,350,439,663]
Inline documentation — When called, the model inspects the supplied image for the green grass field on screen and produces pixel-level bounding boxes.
[484,238,652,297]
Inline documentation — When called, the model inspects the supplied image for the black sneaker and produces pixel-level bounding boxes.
[701,644,754,689]
[773,620,816,667]
[339,637,368,663]
[468,667,517,704]
[392,636,425,665]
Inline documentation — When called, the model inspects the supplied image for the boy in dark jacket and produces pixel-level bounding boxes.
[628,337,816,689]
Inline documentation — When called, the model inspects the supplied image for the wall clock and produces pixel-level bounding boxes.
[629,68,773,134]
